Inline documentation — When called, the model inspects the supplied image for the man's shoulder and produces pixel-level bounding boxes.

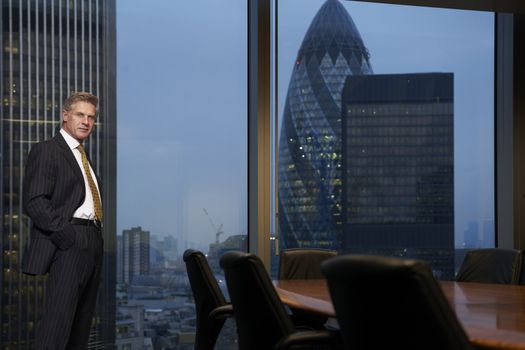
[36,133,63,147]
[29,135,62,156]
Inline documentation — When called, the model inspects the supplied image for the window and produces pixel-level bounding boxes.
[117,0,247,347]
[273,0,494,279]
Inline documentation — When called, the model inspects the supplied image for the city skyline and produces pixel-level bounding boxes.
[116,0,494,249]
[278,1,494,249]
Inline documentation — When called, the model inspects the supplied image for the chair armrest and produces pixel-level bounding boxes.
[275,330,342,349]
[209,304,234,320]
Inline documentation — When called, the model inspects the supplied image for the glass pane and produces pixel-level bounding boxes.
[117,0,247,348]
[274,0,494,280]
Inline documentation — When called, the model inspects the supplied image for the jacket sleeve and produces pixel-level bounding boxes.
[24,143,76,250]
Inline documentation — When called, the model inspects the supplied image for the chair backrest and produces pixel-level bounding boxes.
[322,255,474,350]
[183,249,228,350]
[220,251,295,350]
[456,248,522,284]
[279,248,338,280]
[519,251,525,285]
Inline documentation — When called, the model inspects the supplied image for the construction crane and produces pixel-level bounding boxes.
[202,208,224,244]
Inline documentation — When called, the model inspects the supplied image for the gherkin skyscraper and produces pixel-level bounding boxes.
[278,0,372,249]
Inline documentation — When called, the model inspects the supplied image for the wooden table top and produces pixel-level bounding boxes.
[274,279,525,350]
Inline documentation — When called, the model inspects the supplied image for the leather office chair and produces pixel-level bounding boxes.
[279,248,338,280]
[278,248,338,329]
[519,251,525,285]
[183,249,233,350]
[322,255,475,350]
[220,251,341,350]
[456,248,522,284]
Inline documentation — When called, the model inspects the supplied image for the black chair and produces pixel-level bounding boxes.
[279,248,338,280]
[220,251,341,350]
[183,249,233,350]
[278,248,338,329]
[322,254,475,350]
[519,251,525,285]
[456,248,522,284]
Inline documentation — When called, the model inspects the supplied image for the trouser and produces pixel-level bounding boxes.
[35,224,104,350]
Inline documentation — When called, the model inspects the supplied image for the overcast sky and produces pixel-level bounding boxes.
[117,0,494,250]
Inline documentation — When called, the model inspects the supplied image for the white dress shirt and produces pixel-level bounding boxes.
[60,128,101,220]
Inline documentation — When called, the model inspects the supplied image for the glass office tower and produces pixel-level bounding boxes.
[0,1,116,348]
[278,0,372,249]
[341,73,454,279]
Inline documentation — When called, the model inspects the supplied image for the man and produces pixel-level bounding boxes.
[22,92,104,349]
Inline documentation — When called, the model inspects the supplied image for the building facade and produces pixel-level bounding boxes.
[122,227,150,285]
[341,73,454,279]
[117,234,123,284]
[0,0,116,348]
[278,0,373,250]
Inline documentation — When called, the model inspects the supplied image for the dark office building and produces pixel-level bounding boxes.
[341,73,454,279]
[278,0,373,250]
[0,1,116,348]
[121,227,150,285]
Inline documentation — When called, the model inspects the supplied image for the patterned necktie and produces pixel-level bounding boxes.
[77,144,103,221]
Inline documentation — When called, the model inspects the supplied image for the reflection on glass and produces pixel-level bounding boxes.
[276,0,494,279]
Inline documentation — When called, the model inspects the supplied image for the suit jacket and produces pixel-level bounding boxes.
[21,132,100,275]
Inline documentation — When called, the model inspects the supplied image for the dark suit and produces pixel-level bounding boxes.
[22,132,103,349]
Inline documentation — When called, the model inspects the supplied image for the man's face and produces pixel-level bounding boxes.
[62,101,97,142]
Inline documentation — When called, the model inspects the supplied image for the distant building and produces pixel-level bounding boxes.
[122,226,151,284]
[117,235,124,284]
[116,305,145,350]
[208,234,248,273]
[163,235,179,262]
[463,221,480,248]
[150,235,179,270]
[150,235,164,268]
[341,73,454,279]
[482,219,495,247]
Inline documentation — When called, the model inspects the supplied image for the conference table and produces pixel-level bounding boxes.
[274,279,525,350]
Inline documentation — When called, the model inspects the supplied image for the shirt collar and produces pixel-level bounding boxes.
[60,128,81,150]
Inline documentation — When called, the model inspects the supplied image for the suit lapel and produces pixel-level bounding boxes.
[54,133,85,185]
